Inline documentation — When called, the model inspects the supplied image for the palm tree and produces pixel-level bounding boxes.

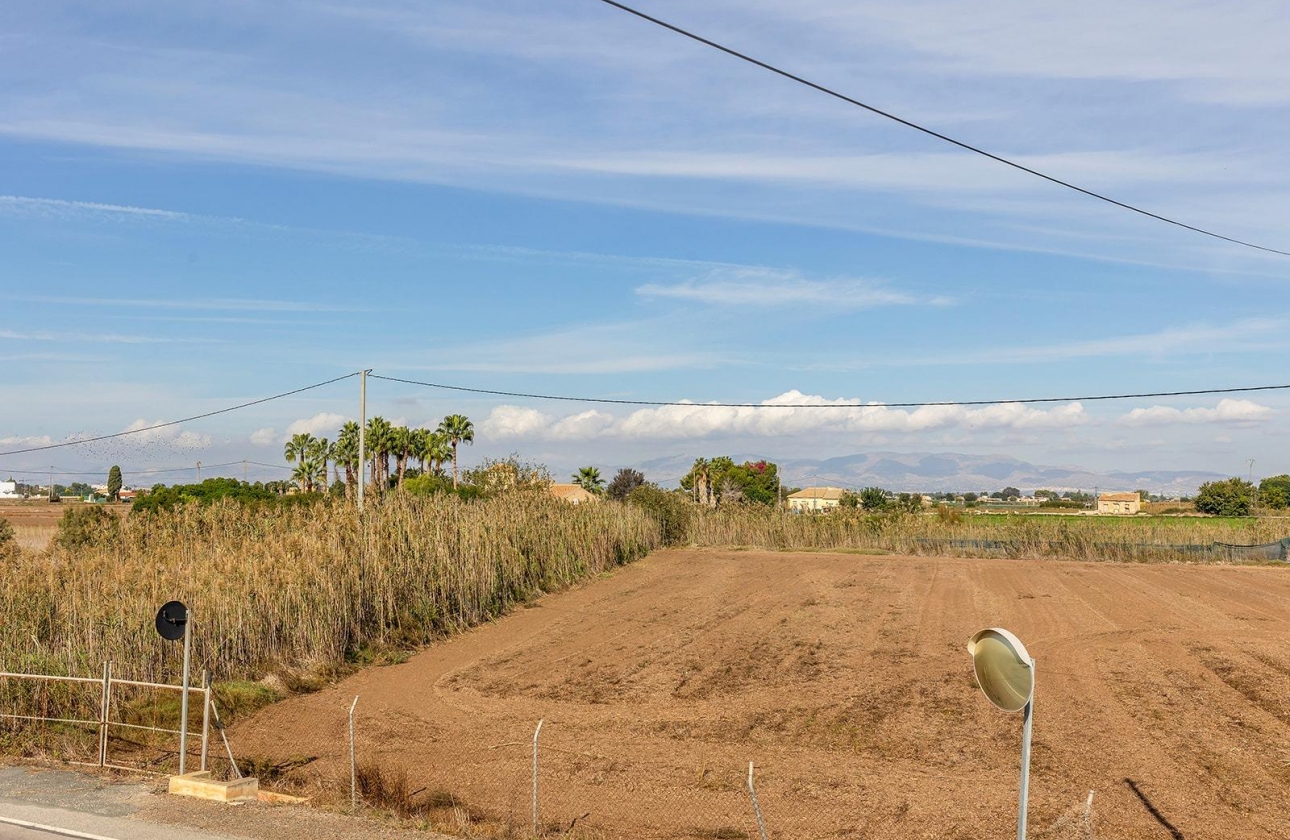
[284,432,318,492]
[411,428,446,478]
[290,461,313,493]
[689,457,711,506]
[437,414,474,489]
[389,426,413,489]
[573,466,605,495]
[365,417,394,491]
[335,422,360,499]
[310,437,331,494]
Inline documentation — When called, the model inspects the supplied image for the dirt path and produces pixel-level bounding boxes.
[233,550,1290,839]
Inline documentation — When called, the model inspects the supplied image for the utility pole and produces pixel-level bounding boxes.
[48,466,53,502]
[243,459,248,483]
[196,461,202,482]
[1248,458,1257,514]
[358,369,367,510]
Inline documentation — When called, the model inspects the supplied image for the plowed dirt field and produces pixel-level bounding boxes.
[233,549,1290,839]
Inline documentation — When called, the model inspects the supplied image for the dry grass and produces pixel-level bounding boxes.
[0,493,660,688]
[687,507,1286,562]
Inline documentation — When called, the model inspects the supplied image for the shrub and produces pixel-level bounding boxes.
[0,517,14,554]
[54,505,119,551]
[627,484,694,546]
[1195,477,1255,517]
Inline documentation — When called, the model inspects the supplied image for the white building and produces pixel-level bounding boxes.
[0,479,21,499]
[788,486,847,513]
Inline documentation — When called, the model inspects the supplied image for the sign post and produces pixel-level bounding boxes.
[967,628,1035,840]
[155,601,191,774]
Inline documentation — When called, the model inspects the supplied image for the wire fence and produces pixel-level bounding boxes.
[267,706,1098,840]
[0,665,229,778]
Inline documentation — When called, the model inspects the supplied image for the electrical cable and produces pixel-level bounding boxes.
[0,372,362,458]
[369,373,1290,409]
[592,0,1290,258]
[0,461,292,479]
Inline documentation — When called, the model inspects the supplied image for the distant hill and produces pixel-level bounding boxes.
[634,451,1226,497]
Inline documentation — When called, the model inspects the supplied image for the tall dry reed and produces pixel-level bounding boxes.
[0,493,659,686]
[688,507,1287,562]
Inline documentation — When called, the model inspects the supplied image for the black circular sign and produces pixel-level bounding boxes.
[155,600,188,642]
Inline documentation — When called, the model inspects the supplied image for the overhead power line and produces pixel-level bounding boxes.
[0,372,361,458]
[0,460,292,479]
[370,373,1290,408]
[592,0,1290,258]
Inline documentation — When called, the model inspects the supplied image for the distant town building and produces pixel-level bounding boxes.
[788,486,846,513]
[1097,492,1141,515]
[548,483,599,505]
[0,479,21,499]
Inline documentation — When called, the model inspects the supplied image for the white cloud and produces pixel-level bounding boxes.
[250,427,277,446]
[483,391,1090,441]
[0,434,55,447]
[636,268,952,309]
[285,412,349,439]
[481,406,551,438]
[1117,398,1274,427]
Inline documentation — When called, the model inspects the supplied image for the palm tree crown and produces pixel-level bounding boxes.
[573,466,605,495]
[437,414,474,489]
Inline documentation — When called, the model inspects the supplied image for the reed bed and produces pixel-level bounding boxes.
[0,493,660,687]
[688,507,1288,562]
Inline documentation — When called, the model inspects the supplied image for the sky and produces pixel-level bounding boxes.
[2,0,1290,487]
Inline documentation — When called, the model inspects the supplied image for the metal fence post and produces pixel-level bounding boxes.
[200,670,211,772]
[747,762,769,840]
[532,718,544,837]
[98,662,110,767]
[349,696,360,810]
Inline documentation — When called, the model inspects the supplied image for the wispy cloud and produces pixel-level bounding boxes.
[0,328,218,344]
[5,296,366,314]
[0,194,189,220]
[637,268,952,309]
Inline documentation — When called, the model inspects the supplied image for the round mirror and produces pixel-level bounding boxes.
[155,600,188,642]
[967,627,1033,713]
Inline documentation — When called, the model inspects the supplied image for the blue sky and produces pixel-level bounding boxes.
[3,0,1289,485]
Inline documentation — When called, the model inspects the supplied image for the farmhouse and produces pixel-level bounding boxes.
[788,486,847,513]
[548,483,599,505]
[1097,492,1141,515]
[0,479,21,499]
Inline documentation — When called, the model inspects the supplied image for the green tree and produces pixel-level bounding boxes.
[437,414,475,489]
[335,422,360,500]
[284,432,318,492]
[365,417,394,491]
[573,466,605,495]
[1259,474,1290,510]
[389,426,414,489]
[859,486,889,511]
[415,429,451,478]
[106,465,123,503]
[895,492,924,513]
[606,468,645,501]
[310,436,331,494]
[1195,477,1255,517]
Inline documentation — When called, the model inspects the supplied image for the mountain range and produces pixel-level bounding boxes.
[634,451,1228,497]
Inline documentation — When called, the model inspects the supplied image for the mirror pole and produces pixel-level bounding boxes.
[1017,659,1034,840]
[179,611,192,775]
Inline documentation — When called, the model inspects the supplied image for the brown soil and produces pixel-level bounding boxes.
[232,549,1290,839]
